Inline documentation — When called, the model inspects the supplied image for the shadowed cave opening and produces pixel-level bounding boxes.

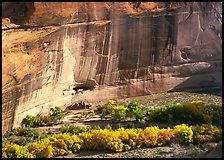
[2,2,35,25]
[72,86,95,92]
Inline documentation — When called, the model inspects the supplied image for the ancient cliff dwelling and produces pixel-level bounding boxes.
[2,2,222,136]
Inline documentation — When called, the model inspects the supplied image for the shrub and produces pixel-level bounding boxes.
[127,101,145,120]
[50,106,66,120]
[14,137,27,146]
[133,107,145,120]
[77,113,82,119]
[117,128,142,150]
[21,106,66,128]
[128,101,140,111]
[2,124,222,158]
[147,107,168,122]
[89,109,95,117]
[157,127,174,146]
[104,124,113,130]
[21,115,41,127]
[99,108,107,120]
[192,124,222,144]
[3,128,17,138]
[79,129,111,151]
[26,140,54,158]
[183,101,222,125]
[107,99,116,106]
[3,126,41,145]
[203,104,222,126]
[41,115,55,125]
[16,126,40,138]
[111,105,128,121]
[60,124,70,133]
[139,126,160,147]
[127,122,135,129]
[3,143,35,158]
[92,125,101,130]
[68,125,82,135]
[59,123,83,135]
[97,100,116,116]
[39,145,55,158]
[172,124,193,144]
[166,102,185,122]
[14,137,35,146]
[138,119,147,128]
[147,100,222,126]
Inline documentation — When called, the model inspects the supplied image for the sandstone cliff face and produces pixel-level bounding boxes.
[2,2,222,133]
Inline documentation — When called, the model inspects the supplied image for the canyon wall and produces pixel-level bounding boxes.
[2,2,222,133]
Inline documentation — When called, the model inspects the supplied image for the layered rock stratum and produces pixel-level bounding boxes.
[2,2,222,133]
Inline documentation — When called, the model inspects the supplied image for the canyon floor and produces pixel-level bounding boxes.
[37,87,222,158]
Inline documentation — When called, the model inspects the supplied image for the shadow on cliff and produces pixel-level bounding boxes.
[168,76,222,96]
[2,2,35,25]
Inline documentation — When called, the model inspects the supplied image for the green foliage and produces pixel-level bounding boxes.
[138,119,147,128]
[97,100,116,118]
[111,105,128,121]
[3,128,17,138]
[21,106,66,127]
[147,100,222,126]
[16,126,39,137]
[133,107,145,120]
[60,124,70,133]
[80,126,92,133]
[192,124,222,144]
[99,108,107,120]
[104,124,113,130]
[115,123,122,129]
[21,115,41,127]
[127,122,135,129]
[60,123,83,135]
[147,107,168,122]
[50,106,66,120]
[127,101,145,120]
[3,126,41,146]
[14,137,35,146]
[98,100,145,121]
[41,115,55,125]
[128,101,140,111]
[68,125,82,134]
[202,104,222,125]
[92,125,102,130]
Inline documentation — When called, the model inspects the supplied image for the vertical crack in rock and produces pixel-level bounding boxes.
[165,13,178,65]
[95,23,111,85]
[104,18,113,85]
[2,78,21,132]
[135,19,142,79]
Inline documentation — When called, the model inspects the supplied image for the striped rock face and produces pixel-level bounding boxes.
[2,2,222,133]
